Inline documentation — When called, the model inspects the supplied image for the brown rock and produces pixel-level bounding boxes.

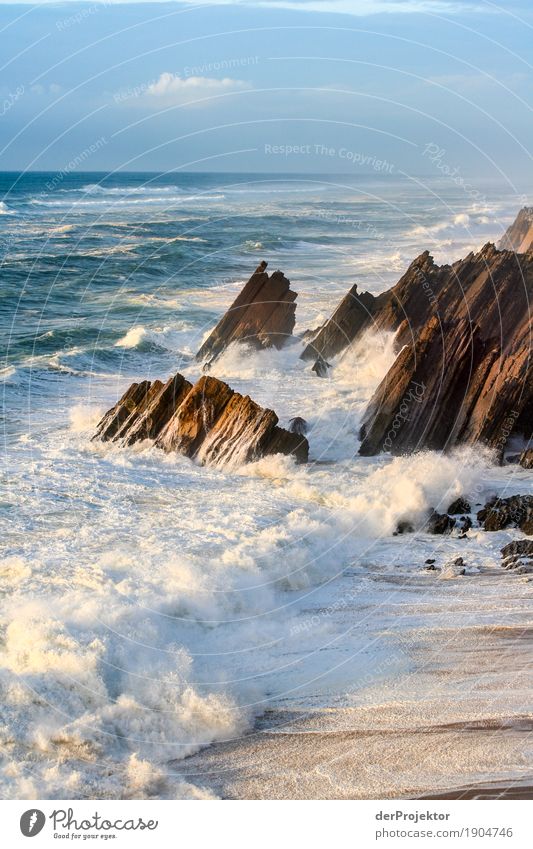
[359,243,533,456]
[122,373,193,445]
[301,285,376,362]
[498,207,533,253]
[519,448,533,469]
[196,261,297,363]
[94,373,309,467]
[477,494,533,533]
[93,380,154,442]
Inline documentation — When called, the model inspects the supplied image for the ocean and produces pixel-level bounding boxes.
[1,171,532,799]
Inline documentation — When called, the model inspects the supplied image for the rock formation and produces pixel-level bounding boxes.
[501,539,533,574]
[498,207,533,253]
[477,494,533,534]
[94,372,308,466]
[519,448,533,469]
[358,243,533,457]
[196,261,297,364]
[301,285,376,362]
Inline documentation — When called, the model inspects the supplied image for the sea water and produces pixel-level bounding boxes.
[0,171,531,798]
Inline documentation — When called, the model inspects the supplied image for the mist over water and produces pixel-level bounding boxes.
[1,172,531,799]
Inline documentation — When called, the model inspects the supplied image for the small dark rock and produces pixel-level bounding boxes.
[447,497,471,515]
[288,417,308,436]
[425,558,436,564]
[312,355,331,378]
[394,520,414,535]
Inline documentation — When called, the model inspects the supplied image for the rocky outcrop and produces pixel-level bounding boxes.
[477,494,533,534]
[501,539,533,574]
[196,261,297,364]
[358,243,533,457]
[94,372,308,466]
[498,207,533,253]
[447,497,471,515]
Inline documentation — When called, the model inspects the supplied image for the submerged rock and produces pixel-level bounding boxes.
[94,372,309,466]
[196,261,297,364]
[440,557,467,578]
[498,207,533,253]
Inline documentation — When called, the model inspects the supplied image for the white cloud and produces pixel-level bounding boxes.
[143,73,251,105]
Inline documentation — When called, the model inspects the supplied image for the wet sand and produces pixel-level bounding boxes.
[174,568,533,799]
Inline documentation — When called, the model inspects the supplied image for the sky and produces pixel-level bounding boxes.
[0,0,532,179]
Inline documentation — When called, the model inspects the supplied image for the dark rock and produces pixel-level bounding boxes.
[447,497,471,515]
[196,261,297,363]
[501,539,533,559]
[288,417,308,435]
[359,243,533,456]
[426,510,456,534]
[311,355,331,378]
[394,520,414,535]
[519,448,533,469]
[477,494,533,533]
[460,515,473,532]
[425,558,436,564]
[94,373,309,466]
[425,563,437,571]
[441,557,466,576]
[498,207,533,253]
[500,539,533,574]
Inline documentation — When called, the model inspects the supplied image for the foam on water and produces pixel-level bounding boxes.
[2,171,532,799]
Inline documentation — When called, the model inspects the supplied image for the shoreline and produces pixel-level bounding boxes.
[173,566,533,800]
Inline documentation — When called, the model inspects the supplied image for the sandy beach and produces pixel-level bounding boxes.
[175,568,533,799]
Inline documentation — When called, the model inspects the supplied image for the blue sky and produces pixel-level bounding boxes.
[0,0,532,178]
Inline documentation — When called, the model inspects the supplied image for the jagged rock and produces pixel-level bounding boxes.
[498,207,533,253]
[93,380,154,442]
[359,243,533,456]
[447,497,471,515]
[519,449,533,469]
[301,285,376,363]
[477,495,533,533]
[122,374,193,445]
[94,373,309,467]
[426,510,456,534]
[196,261,297,363]
[500,540,533,574]
[288,417,308,435]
